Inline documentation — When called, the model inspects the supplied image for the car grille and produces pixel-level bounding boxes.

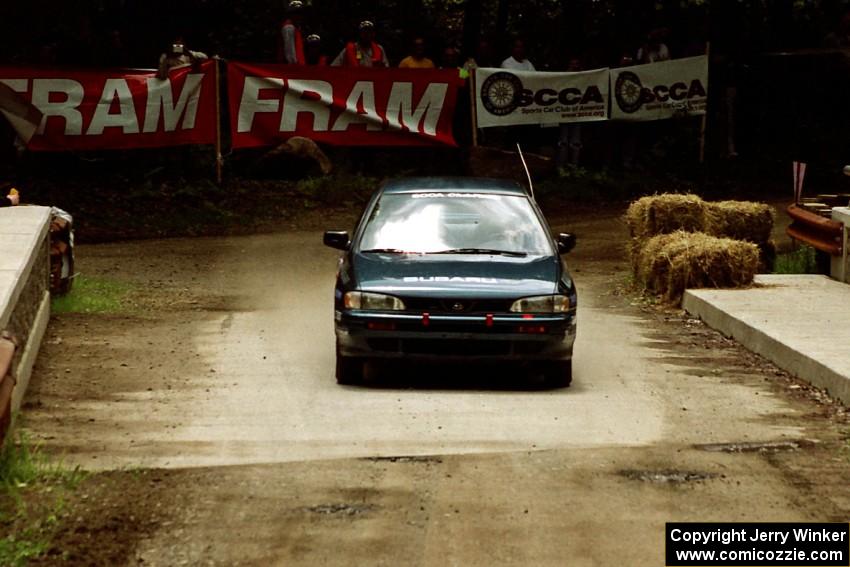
[366,338,547,356]
[400,297,514,314]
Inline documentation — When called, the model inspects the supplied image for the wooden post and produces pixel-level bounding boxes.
[469,68,479,147]
[214,57,223,184]
[698,42,711,164]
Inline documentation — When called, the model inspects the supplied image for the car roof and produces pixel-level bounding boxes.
[380,177,527,196]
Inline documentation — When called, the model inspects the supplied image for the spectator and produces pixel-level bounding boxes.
[441,46,468,79]
[100,29,128,68]
[823,11,850,48]
[331,20,389,68]
[305,34,328,66]
[557,57,584,168]
[0,187,19,207]
[279,1,306,65]
[501,39,535,71]
[399,37,435,69]
[637,28,671,64]
[464,38,496,73]
[157,38,208,80]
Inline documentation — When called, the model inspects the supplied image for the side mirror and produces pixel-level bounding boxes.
[323,230,350,251]
[557,233,576,254]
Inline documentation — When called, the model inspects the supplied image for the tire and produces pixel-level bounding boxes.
[543,360,572,388]
[336,354,363,385]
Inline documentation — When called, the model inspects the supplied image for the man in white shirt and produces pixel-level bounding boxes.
[501,39,535,71]
[637,28,671,64]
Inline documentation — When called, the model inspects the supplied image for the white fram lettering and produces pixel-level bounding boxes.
[143,74,204,133]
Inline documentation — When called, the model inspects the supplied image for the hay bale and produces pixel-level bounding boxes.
[625,194,706,240]
[635,231,759,302]
[634,232,679,290]
[705,201,774,244]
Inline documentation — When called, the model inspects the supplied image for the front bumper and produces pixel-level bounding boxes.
[335,310,577,361]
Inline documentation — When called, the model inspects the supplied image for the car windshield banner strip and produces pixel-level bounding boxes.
[475,67,610,128]
[611,55,708,122]
[0,61,217,151]
[227,62,464,148]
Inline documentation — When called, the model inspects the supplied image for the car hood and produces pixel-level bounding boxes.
[353,253,559,299]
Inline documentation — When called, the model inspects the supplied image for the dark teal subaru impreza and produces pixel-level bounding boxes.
[324,177,577,387]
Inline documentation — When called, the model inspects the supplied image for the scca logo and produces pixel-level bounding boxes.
[614,70,706,114]
[480,72,604,116]
[516,86,604,107]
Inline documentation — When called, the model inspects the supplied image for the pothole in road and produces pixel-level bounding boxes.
[696,440,815,454]
[304,503,376,517]
[619,469,719,484]
[363,456,443,464]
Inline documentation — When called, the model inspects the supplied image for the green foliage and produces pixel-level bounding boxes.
[52,276,131,315]
[0,428,86,566]
[0,530,50,567]
[0,429,85,491]
[773,246,818,274]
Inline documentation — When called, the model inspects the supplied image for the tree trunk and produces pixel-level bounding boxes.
[462,0,483,57]
[496,0,510,49]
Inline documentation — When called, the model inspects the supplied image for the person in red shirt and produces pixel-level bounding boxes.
[279,1,306,65]
[331,20,389,68]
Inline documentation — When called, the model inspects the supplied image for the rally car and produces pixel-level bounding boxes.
[324,177,578,387]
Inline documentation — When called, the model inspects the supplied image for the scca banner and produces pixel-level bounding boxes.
[0,62,217,151]
[475,67,609,128]
[228,62,463,147]
[611,56,708,121]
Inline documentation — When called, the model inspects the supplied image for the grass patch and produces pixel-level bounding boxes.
[51,276,130,314]
[0,429,85,491]
[0,427,85,566]
[773,246,818,274]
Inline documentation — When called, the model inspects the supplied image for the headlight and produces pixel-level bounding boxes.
[344,291,406,311]
[510,295,570,313]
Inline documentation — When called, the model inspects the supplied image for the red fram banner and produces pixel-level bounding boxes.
[228,62,463,148]
[0,61,217,151]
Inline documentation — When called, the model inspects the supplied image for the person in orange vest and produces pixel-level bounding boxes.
[279,1,306,65]
[331,20,389,68]
[305,34,329,66]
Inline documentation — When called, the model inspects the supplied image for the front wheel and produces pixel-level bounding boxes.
[542,360,572,388]
[336,353,364,385]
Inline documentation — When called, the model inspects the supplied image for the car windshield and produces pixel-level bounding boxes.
[358,192,552,256]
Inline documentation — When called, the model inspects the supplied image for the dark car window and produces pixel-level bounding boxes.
[358,192,552,255]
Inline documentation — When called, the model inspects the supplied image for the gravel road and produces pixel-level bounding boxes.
[20,208,850,566]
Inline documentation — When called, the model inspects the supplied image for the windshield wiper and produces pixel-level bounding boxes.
[427,248,528,257]
[360,248,418,254]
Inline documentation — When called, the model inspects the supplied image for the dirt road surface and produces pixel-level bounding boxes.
[20,208,850,566]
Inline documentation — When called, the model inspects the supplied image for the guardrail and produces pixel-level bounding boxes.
[786,204,844,255]
[0,206,52,445]
[0,335,15,444]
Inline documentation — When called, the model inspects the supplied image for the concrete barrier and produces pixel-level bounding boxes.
[683,275,850,406]
[831,207,850,283]
[0,206,51,415]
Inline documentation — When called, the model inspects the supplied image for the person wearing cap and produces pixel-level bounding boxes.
[331,20,389,68]
[157,37,208,80]
[305,34,329,66]
[399,37,434,69]
[279,1,306,65]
